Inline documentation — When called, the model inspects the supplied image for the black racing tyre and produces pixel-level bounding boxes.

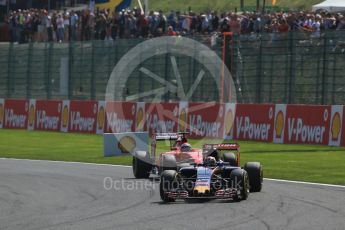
[223,152,238,166]
[178,163,191,169]
[244,162,263,192]
[161,154,177,172]
[132,151,152,179]
[230,168,249,201]
[160,170,178,202]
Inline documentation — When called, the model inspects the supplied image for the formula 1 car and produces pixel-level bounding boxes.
[132,132,205,178]
[132,132,263,202]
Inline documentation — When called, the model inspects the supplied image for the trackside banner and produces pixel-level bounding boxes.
[1,99,344,147]
[144,103,179,134]
[328,105,343,147]
[233,104,275,142]
[0,98,4,129]
[105,101,136,133]
[68,101,98,134]
[187,102,225,138]
[283,105,331,145]
[28,100,62,132]
[342,106,345,147]
[3,99,29,129]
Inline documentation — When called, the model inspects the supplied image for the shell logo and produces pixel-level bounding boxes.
[0,103,4,125]
[331,112,341,141]
[136,107,144,130]
[179,108,187,132]
[62,105,69,128]
[28,104,35,127]
[275,111,284,138]
[118,136,136,154]
[224,109,233,135]
[97,106,105,130]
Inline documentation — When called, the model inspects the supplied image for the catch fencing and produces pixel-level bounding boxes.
[0,30,345,104]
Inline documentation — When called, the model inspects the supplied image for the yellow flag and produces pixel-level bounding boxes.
[272,0,277,6]
[96,0,127,11]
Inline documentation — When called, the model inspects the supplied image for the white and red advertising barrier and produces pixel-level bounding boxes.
[329,105,343,147]
[144,102,179,134]
[27,100,62,131]
[0,98,4,129]
[231,104,275,142]
[2,99,29,129]
[187,102,225,139]
[103,101,136,134]
[68,100,98,134]
[0,98,344,147]
[273,104,331,145]
[340,106,345,146]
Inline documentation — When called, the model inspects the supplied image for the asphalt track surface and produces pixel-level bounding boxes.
[1,159,345,230]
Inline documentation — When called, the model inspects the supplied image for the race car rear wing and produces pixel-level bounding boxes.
[151,132,189,158]
[154,133,179,141]
[202,143,240,151]
[203,143,241,166]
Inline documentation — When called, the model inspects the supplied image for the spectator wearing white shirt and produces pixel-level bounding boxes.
[56,14,64,42]
[311,14,321,38]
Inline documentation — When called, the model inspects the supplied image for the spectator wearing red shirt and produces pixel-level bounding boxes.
[278,18,290,33]
[167,26,176,36]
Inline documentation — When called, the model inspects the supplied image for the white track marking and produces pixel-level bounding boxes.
[1,158,344,189]
[264,178,345,189]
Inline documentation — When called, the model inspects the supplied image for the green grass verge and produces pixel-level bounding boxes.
[0,129,344,185]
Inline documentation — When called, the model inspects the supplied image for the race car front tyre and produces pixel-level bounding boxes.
[223,152,238,166]
[132,151,152,179]
[230,168,249,201]
[160,170,178,202]
[244,162,263,192]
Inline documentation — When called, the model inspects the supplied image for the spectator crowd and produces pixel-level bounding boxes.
[0,7,345,43]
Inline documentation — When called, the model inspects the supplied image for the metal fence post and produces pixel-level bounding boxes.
[321,33,328,105]
[164,42,169,102]
[138,41,143,102]
[331,45,336,104]
[26,43,33,99]
[288,30,295,104]
[256,36,263,103]
[90,40,95,100]
[68,42,74,99]
[269,55,274,102]
[315,47,321,104]
[7,43,13,98]
[44,42,53,99]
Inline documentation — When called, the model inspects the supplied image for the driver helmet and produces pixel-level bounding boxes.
[205,156,217,166]
[181,143,192,152]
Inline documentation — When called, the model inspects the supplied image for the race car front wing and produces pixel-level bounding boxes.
[165,188,239,199]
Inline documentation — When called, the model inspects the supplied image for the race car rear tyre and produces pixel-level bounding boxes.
[230,168,249,201]
[160,170,178,202]
[244,162,263,192]
[132,151,152,179]
[223,152,238,166]
[161,154,177,172]
[178,163,191,169]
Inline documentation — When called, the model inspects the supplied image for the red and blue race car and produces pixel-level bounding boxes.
[132,132,263,202]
